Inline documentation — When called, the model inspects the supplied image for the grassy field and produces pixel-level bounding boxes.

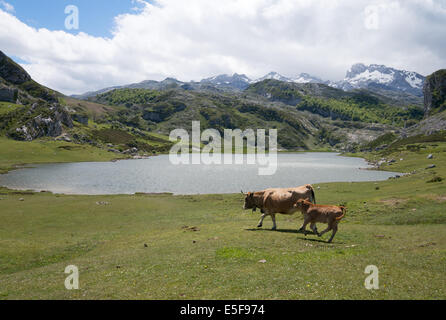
[0,141,445,299]
[0,137,123,174]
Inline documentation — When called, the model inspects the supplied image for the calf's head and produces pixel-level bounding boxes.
[293,198,312,210]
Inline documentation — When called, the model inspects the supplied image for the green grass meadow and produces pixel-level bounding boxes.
[0,141,445,299]
[0,137,123,174]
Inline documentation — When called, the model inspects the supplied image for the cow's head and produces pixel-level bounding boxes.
[242,191,256,211]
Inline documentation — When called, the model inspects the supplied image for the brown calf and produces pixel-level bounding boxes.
[294,199,346,243]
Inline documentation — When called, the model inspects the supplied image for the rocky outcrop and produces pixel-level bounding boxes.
[423,69,446,116]
[9,104,73,141]
[0,51,31,85]
[0,84,18,102]
[407,109,446,136]
[72,113,89,125]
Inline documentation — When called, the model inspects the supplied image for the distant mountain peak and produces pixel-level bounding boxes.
[200,73,252,90]
[255,72,291,82]
[335,63,425,96]
[292,73,326,84]
[163,77,181,82]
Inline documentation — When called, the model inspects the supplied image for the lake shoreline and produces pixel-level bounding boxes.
[0,152,401,196]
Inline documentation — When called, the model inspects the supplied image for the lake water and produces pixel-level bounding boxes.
[0,153,400,195]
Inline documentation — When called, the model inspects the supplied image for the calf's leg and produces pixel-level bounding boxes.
[328,224,338,243]
[318,223,333,238]
[298,217,311,235]
[310,223,320,236]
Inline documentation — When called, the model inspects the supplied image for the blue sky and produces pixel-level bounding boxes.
[5,0,143,37]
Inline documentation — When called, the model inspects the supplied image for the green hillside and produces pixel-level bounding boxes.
[87,80,425,151]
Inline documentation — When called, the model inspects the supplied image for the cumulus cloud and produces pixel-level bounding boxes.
[0,0,445,95]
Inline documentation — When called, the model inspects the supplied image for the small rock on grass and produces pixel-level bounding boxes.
[258,259,267,264]
[182,226,200,232]
[419,242,436,248]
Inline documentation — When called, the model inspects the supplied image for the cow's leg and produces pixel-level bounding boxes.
[310,223,320,236]
[328,223,338,243]
[271,214,277,230]
[257,214,267,228]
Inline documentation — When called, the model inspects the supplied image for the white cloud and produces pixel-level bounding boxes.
[0,0,445,95]
[0,0,14,13]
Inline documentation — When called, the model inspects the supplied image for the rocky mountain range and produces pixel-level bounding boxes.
[72,63,426,100]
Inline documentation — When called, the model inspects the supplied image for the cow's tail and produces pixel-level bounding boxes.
[307,185,316,204]
[336,207,346,221]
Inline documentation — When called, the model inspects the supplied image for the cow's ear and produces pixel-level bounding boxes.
[249,192,254,198]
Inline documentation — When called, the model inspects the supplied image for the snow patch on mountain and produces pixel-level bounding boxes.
[404,71,423,88]
[348,69,394,85]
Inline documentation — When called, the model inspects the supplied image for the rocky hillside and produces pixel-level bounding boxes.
[360,69,446,151]
[402,69,446,137]
[0,50,75,140]
[0,51,174,155]
[423,69,446,115]
[88,77,426,151]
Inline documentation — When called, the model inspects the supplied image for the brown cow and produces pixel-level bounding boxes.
[242,185,316,230]
[294,199,346,243]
